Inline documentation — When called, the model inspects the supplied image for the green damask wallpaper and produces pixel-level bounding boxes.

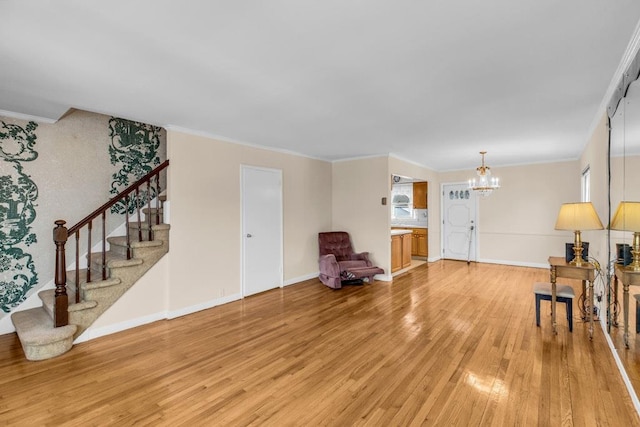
[0,112,165,321]
[0,121,39,313]
[108,117,162,214]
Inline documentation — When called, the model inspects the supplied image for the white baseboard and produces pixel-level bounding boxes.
[283,272,318,286]
[73,292,243,343]
[599,316,640,415]
[477,258,549,269]
[428,256,442,263]
[167,293,242,319]
[74,311,168,344]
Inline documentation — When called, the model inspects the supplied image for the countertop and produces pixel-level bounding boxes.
[391,229,412,236]
[391,224,428,229]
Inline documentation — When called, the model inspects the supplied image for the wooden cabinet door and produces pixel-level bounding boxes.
[413,182,428,209]
[417,229,428,257]
[402,234,412,268]
[391,235,402,272]
[411,232,419,256]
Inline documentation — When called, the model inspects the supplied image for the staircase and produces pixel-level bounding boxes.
[11,161,169,361]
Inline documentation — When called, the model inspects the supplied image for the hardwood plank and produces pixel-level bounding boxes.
[0,261,637,426]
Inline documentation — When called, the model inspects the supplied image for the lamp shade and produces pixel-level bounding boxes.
[554,202,604,231]
[610,202,640,231]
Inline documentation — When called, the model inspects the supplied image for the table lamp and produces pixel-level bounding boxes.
[610,201,640,271]
[554,202,604,267]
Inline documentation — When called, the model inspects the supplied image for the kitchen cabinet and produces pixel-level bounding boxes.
[413,229,428,257]
[391,235,402,272]
[391,231,412,273]
[402,232,412,268]
[413,182,428,209]
[394,227,428,257]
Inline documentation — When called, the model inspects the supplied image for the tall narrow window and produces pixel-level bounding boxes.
[581,166,591,202]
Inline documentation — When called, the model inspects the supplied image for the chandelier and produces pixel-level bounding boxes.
[468,151,500,197]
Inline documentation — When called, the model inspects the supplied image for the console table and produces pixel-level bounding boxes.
[548,257,596,338]
[613,265,640,348]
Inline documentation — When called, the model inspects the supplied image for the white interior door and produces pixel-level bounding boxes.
[242,166,283,296]
[442,183,477,261]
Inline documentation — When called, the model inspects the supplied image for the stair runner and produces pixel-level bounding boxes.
[11,207,169,360]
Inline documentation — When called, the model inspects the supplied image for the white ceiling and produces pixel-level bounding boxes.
[2,1,640,171]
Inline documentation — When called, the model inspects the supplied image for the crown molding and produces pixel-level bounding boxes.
[0,109,58,124]
[587,18,640,142]
[164,124,328,162]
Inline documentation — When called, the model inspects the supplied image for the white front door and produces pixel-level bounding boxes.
[442,183,477,261]
[241,166,283,296]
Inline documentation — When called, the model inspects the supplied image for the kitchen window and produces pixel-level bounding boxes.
[391,183,413,220]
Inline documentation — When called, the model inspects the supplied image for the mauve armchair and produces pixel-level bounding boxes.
[318,231,384,289]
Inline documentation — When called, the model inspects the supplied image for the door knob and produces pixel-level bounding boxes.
[246,234,252,238]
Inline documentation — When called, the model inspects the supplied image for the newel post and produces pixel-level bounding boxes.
[53,220,69,327]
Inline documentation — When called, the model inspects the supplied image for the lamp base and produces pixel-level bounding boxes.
[624,246,640,271]
[569,242,587,267]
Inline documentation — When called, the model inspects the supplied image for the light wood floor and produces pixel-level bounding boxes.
[610,277,640,405]
[0,261,638,426]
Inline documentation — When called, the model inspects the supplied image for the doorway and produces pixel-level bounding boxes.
[390,175,429,273]
[442,182,478,262]
[241,165,283,296]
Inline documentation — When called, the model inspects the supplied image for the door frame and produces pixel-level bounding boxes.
[240,165,284,297]
[440,182,479,262]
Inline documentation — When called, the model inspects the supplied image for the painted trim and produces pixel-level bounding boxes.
[283,272,318,286]
[441,156,580,174]
[165,125,327,162]
[588,19,640,145]
[167,293,242,319]
[331,153,389,163]
[0,109,58,124]
[477,258,549,269]
[599,316,640,415]
[74,293,244,343]
[74,311,168,344]
[388,153,434,171]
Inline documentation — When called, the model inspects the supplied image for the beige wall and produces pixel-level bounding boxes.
[439,161,580,266]
[166,129,332,312]
[580,113,610,261]
[388,156,441,260]
[331,156,391,278]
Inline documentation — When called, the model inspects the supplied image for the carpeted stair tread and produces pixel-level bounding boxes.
[107,236,164,249]
[90,251,144,268]
[142,207,163,215]
[128,222,170,232]
[39,289,98,315]
[11,308,77,360]
[13,221,169,360]
[66,269,121,289]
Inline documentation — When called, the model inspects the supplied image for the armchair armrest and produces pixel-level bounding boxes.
[349,252,372,266]
[319,254,340,278]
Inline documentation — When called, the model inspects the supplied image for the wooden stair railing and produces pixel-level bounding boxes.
[52,160,169,327]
